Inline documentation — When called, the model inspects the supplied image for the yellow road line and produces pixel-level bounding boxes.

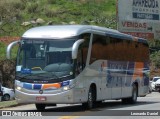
[58,110,91,119]
[58,116,79,119]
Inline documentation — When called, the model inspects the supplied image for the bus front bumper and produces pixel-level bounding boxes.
[15,89,80,104]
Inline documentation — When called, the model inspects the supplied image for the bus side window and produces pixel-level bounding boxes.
[76,47,87,72]
[90,34,108,64]
[75,34,90,75]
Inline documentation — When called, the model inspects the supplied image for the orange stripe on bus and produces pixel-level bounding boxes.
[42,83,61,89]
[133,62,144,80]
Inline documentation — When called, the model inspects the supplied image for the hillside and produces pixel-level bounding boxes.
[0,0,116,37]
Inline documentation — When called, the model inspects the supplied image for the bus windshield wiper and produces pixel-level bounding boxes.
[51,73,59,79]
[16,74,33,80]
[36,74,59,80]
[16,72,60,81]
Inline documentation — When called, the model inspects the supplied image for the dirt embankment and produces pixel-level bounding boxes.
[0,37,20,44]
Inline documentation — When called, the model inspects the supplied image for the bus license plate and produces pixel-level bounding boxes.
[36,96,46,101]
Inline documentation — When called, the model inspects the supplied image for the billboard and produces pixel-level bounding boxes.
[117,0,160,39]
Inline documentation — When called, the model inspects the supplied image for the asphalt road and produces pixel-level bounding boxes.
[1,92,160,119]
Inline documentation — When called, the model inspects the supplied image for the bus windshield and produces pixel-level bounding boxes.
[16,38,76,83]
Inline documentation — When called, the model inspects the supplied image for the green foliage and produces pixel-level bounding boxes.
[12,0,26,10]
[148,39,160,48]
[0,0,117,36]
[148,39,160,69]
[47,0,57,4]
[27,2,39,13]
[0,100,17,109]
[0,42,6,59]
[0,42,18,60]
[150,51,160,68]
[44,8,57,18]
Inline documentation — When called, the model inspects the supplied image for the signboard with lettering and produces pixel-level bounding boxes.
[117,0,160,39]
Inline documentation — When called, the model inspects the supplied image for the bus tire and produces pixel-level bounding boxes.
[35,104,46,111]
[121,98,128,104]
[128,84,138,104]
[122,84,137,104]
[96,101,103,104]
[82,86,95,109]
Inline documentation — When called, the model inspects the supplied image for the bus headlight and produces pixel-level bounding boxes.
[62,80,76,91]
[63,86,69,91]
[16,86,22,91]
[15,80,23,91]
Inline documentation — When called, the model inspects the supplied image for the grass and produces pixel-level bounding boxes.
[0,100,18,109]
[0,0,117,37]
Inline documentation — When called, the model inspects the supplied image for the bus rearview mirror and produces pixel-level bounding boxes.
[72,39,84,59]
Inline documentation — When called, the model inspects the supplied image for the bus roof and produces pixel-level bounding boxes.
[22,25,148,44]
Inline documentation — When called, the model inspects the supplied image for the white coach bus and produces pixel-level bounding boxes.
[7,25,150,110]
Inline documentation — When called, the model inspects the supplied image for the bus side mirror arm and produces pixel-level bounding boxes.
[6,40,20,59]
[72,39,84,59]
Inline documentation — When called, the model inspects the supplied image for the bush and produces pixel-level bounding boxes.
[44,8,56,17]
[13,1,26,10]
[47,0,57,4]
[27,3,39,13]
[150,51,160,68]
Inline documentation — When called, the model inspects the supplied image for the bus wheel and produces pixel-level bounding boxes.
[35,104,46,111]
[121,98,128,104]
[129,84,138,104]
[122,84,137,104]
[82,87,95,109]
